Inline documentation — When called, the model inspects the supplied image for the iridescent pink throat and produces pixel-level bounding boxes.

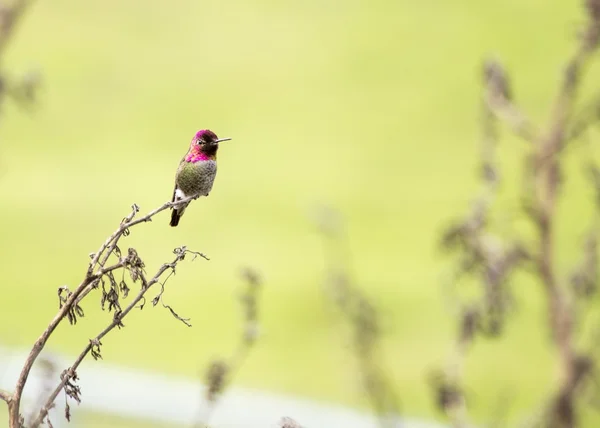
[185,146,213,163]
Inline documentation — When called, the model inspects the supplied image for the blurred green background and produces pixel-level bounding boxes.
[2,0,600,426]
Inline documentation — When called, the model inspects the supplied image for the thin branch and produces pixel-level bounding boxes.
[535,20,600,165]
[435,67,531,426]
[87,194,199,276]
[195,267,262,427]
[0,389,11,404]
[30,248,197,428]
[9,195,200,427]
[79,195,200,305]
[439,11,600,428]
[152,268,192,327]
[533,17,600,428]
[483,58,537,143]
[486,97,537,143]
[0,0,33,56]
[566,91,600,143]
[9,275,95,425]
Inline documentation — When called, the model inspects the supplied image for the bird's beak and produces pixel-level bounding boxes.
[215,137,232,144]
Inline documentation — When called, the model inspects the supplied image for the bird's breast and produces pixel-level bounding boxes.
[177,160,217,196]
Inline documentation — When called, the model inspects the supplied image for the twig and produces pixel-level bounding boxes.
[436,54,532,428]
[30,248,198,428]
[78,195,200,305]
[9,275,95,426]
[438,7,600,428]
[152,268,192,327]
[566,91,600,143]
[195,267,262,427]
[8,195,201,427]
[87,195,199,275]
[0,389,11,404]
[483,58,537,143]
[533,16,599,428]
[0,0,33,55]
[486,97,537,143]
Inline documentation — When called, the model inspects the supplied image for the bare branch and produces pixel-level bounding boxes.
[30,247,202,428]
[566,91,600,143]
[0,0,33,56]
[0,389,11,404]
[434,50,534,428]
[87,194,199,275]
[486,96,537,143]
[538,20,600,163]
[533,16,600,428]
[152,267,192,327]
[9,194,202,427]
[76,196,200,307]
[195,267,263,427]
[9,276,95,425]
[483,57,537,143]
[437,8,600,428]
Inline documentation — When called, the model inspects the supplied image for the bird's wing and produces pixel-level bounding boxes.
[171,155,187,203]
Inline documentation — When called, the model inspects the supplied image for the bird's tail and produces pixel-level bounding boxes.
[169,202,188,227]
[169,209,181,227]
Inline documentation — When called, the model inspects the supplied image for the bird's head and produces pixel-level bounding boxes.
[191,129,231,156]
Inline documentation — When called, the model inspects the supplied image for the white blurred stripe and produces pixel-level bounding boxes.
[0,345,448,428]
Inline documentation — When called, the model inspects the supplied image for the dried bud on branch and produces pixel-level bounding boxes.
[204,359,229,403]
[483,58,512,102]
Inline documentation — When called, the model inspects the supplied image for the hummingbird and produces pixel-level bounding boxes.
[169,129,231,227]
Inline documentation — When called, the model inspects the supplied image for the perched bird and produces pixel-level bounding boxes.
[169,129,231,227]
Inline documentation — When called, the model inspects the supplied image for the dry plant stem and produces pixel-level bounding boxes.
[197,270,262,428]
[0,389,11,404]
[483,58,536,144]
[436,57,536,427]
[534,21,598,428]
[8,195,198,427]
[566,91,600,144]
[79,195,199,305]
[0,0,33,55]
[540,31,598,161]
[88,195,199,275]
[442,79,500,428]
[438,11,600,428]
[486,96,537,143]
[9,275,94,426]
[197,344,254,427]
[30,252,187,428]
